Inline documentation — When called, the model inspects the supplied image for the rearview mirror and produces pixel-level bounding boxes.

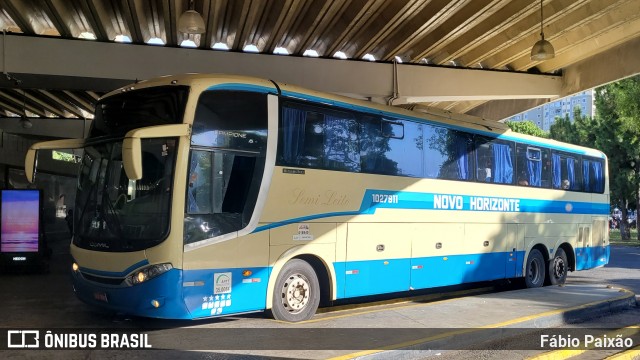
[25,139,85,183]
[122,124,191,180]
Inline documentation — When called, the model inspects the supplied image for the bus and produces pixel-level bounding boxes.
[24,74,609,322]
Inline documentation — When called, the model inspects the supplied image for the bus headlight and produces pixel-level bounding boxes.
[125,263,173,286]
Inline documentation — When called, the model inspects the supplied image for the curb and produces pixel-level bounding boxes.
[335,287,638,360]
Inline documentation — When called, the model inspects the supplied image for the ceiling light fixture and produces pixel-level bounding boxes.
[178,0,205,34]
[530,0,554,61]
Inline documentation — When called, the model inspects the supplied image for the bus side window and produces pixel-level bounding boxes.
[324,116,360,172]
[281,107,323,168]
[551,152,583,191]
[515,145,547,187]
[475,137,514,184]
[428,129,472,181]
[583,157,605,193]
[360,118,422,177]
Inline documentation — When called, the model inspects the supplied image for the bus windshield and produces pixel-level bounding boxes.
[72,138,177,252]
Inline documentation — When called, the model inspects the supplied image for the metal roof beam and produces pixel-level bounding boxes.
[0,117,87,138]
[0,34,562,104]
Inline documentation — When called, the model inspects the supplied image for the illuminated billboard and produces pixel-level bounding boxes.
[1,190,41,253]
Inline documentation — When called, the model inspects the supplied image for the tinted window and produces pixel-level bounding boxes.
[423,125,473,180]
[551,152,582,191]
[475,137,515,185]
[515,145,550,188]
[280,105,360,172]
[192,91,268,152]
[361,118,422,177]
[582,157,605,193]
[92,86,189,138]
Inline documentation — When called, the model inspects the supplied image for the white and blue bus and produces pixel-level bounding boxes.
[25,74,609,322]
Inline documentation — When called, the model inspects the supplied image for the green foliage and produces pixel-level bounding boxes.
[549,114,577,144]
[505,120,548,138]
[592,76,640,240]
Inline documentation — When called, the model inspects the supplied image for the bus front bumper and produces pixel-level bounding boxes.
[71,266,192,319]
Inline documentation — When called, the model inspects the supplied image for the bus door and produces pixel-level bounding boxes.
[344,223,411,297]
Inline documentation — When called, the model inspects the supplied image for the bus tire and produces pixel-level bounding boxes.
[547,248,568,285]
[525,249,545,288]
[271,259,320,322]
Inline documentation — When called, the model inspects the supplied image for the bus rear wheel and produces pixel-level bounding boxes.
[547,248,568,285]
[271,259,320,322]
[525,249,545,288]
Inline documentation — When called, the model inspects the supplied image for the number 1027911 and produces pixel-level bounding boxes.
[371,194,399,204]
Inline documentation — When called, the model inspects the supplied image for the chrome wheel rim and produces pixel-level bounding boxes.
[280,273,310,314]
[552,256,566,279]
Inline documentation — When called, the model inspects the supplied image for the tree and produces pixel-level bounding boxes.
[505,120,548,138]
[593,76,640,240]
[549,114,579,145]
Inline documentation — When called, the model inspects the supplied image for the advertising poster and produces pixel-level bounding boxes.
[1,190,40,253]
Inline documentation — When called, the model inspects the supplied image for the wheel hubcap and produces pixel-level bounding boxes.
[280,274,310,314]
[553,257,565,279]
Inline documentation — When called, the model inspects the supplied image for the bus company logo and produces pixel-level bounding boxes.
[213,272,232,294]
[7,330,40,348]
[213,130,247,139]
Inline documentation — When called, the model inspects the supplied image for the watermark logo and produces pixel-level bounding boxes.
[7,330,39,348]
[5,330,152,349]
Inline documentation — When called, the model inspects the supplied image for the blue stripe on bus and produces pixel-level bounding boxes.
[575,245,610,270]
[333,247,607,299]
[78,259,149,278]
[334,252,523,299]
[206,83,278,94]
[254,190,609,232]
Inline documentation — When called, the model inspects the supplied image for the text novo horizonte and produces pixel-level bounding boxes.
[433,194,520,212]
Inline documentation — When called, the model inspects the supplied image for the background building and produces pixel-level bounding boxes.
[508,90,594,131]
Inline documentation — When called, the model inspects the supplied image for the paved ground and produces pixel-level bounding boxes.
[0,233,638,359]
[568,245,640,295]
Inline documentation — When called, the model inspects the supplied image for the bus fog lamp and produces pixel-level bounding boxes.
[72,262,79,272]
[125,263,173,286]
[151,299,160,308]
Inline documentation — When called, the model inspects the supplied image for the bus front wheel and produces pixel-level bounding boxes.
[547,248,568,285]
[271,259,320,322]
[525,249,545,288]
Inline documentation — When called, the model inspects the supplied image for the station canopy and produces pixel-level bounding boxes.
[1,0,640,138]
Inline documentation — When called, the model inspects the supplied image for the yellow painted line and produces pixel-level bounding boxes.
[485,288,634,329]
[527,349,586,360]
[606,345,640,360]
[327,288,635,360]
